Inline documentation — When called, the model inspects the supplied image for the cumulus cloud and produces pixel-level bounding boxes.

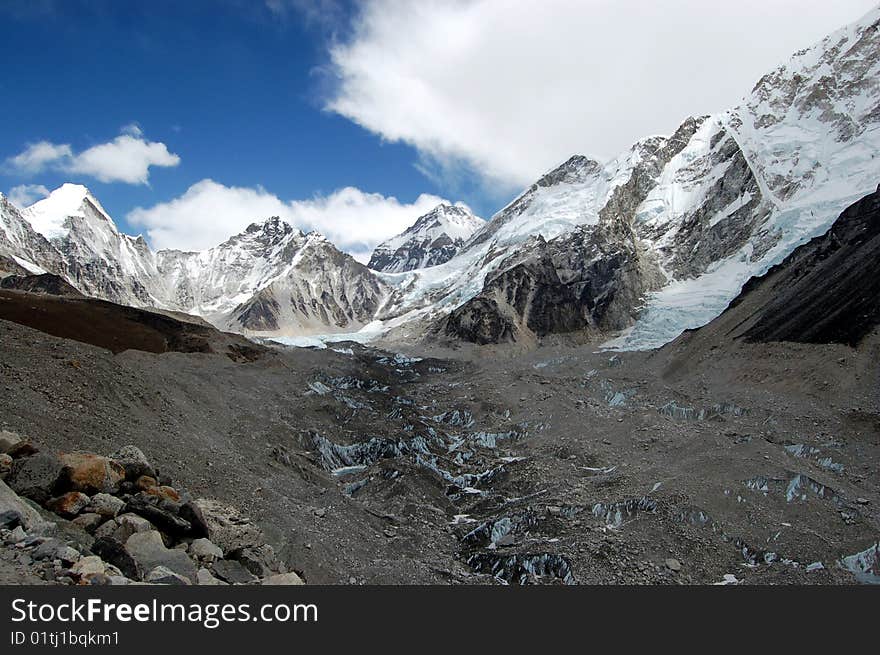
[4,129,180,185]
[127,179,458,260]
[6,142,73,175]
[66,135,180,184]
[326,0,878,189]
[6,183,50,208]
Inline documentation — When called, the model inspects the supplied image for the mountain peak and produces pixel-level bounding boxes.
[368,203,483,273]
[22,183,114,241]
[243,216,296,235]
[535,155,602,189]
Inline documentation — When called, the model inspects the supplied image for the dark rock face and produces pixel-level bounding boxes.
[734,186,880,346]
[444,219,663,344]
[233,290,281,332]
[444,297,517,345]
[0,273,84,297]
[657,130,768,279]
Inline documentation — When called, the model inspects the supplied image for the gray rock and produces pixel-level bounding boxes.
[192,498,264,556]
[93,519,120,540]
[6,452,64,504]
[92,537,142,581]
[85,493,125,518]
[190,538,223,562]
[108,446,155,481]
[71,556,106,578]
[145,565,192,585]
[113,513,153,543]
[71,513,105,533]
[665,558,682,572]
[125,531,197,583]
[124,496,191,537]
[7,525,27,544]
[262,572,305,586]
[32,539,68,561]
[0,430,23,454]
[231,544,279,577]
[0,478,54,532]
[196,567,227,585]
[54,546,81,566]
[211,559,257,585]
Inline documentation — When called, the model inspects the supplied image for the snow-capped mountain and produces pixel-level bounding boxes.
[368,204,483,272]
[371,6,880,347]
[0,187,389,337]
[224,231,388,336]
[2,8,877,348]
[21,184,160,307]
[0,193,65,277]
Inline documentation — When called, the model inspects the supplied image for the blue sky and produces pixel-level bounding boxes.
[0,1,456,245]
[2,0,875,257]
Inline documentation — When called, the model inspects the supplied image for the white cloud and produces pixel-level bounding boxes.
[326,0,878,189]
[127,178,455,260]
[67,135,180,184]
[7,183,50,208]
[6,142,72,175]
[4,130,180,185]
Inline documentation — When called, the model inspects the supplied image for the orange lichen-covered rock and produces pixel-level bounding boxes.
[144,485,181,503]
[45,491,90,518]
[58,453,125,494]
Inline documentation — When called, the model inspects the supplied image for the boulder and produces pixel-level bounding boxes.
[33,539,80,565]
[108,446,155,480]
[125,531,197,583]
[0,453,12,479]
[0,430,23,454]
[190,499,264,555]
[211,559,257,585]
[189,538,223,563]
[6,452,64,504]
[124,496,192,537]
[0,478,54,532]
[71,513,105,533]
[92,537,143,580]
[45,491,90,518]
[93,519,120,540]
[196,568,227,585]
[145,566,191,585]
[231,544,280,577]
[85,493,125,518]
[113,513,153,543]
[179,501,209,538]
[58,453,125,495]
[262,572,305,586]
[71,555,106,578]
[6,526,27,544]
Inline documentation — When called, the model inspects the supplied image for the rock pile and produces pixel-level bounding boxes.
[0,430,303,586]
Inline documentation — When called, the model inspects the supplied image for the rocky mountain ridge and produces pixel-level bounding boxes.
[0,187,389,337]
[368,203,483,273]
[2,7,878,347]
